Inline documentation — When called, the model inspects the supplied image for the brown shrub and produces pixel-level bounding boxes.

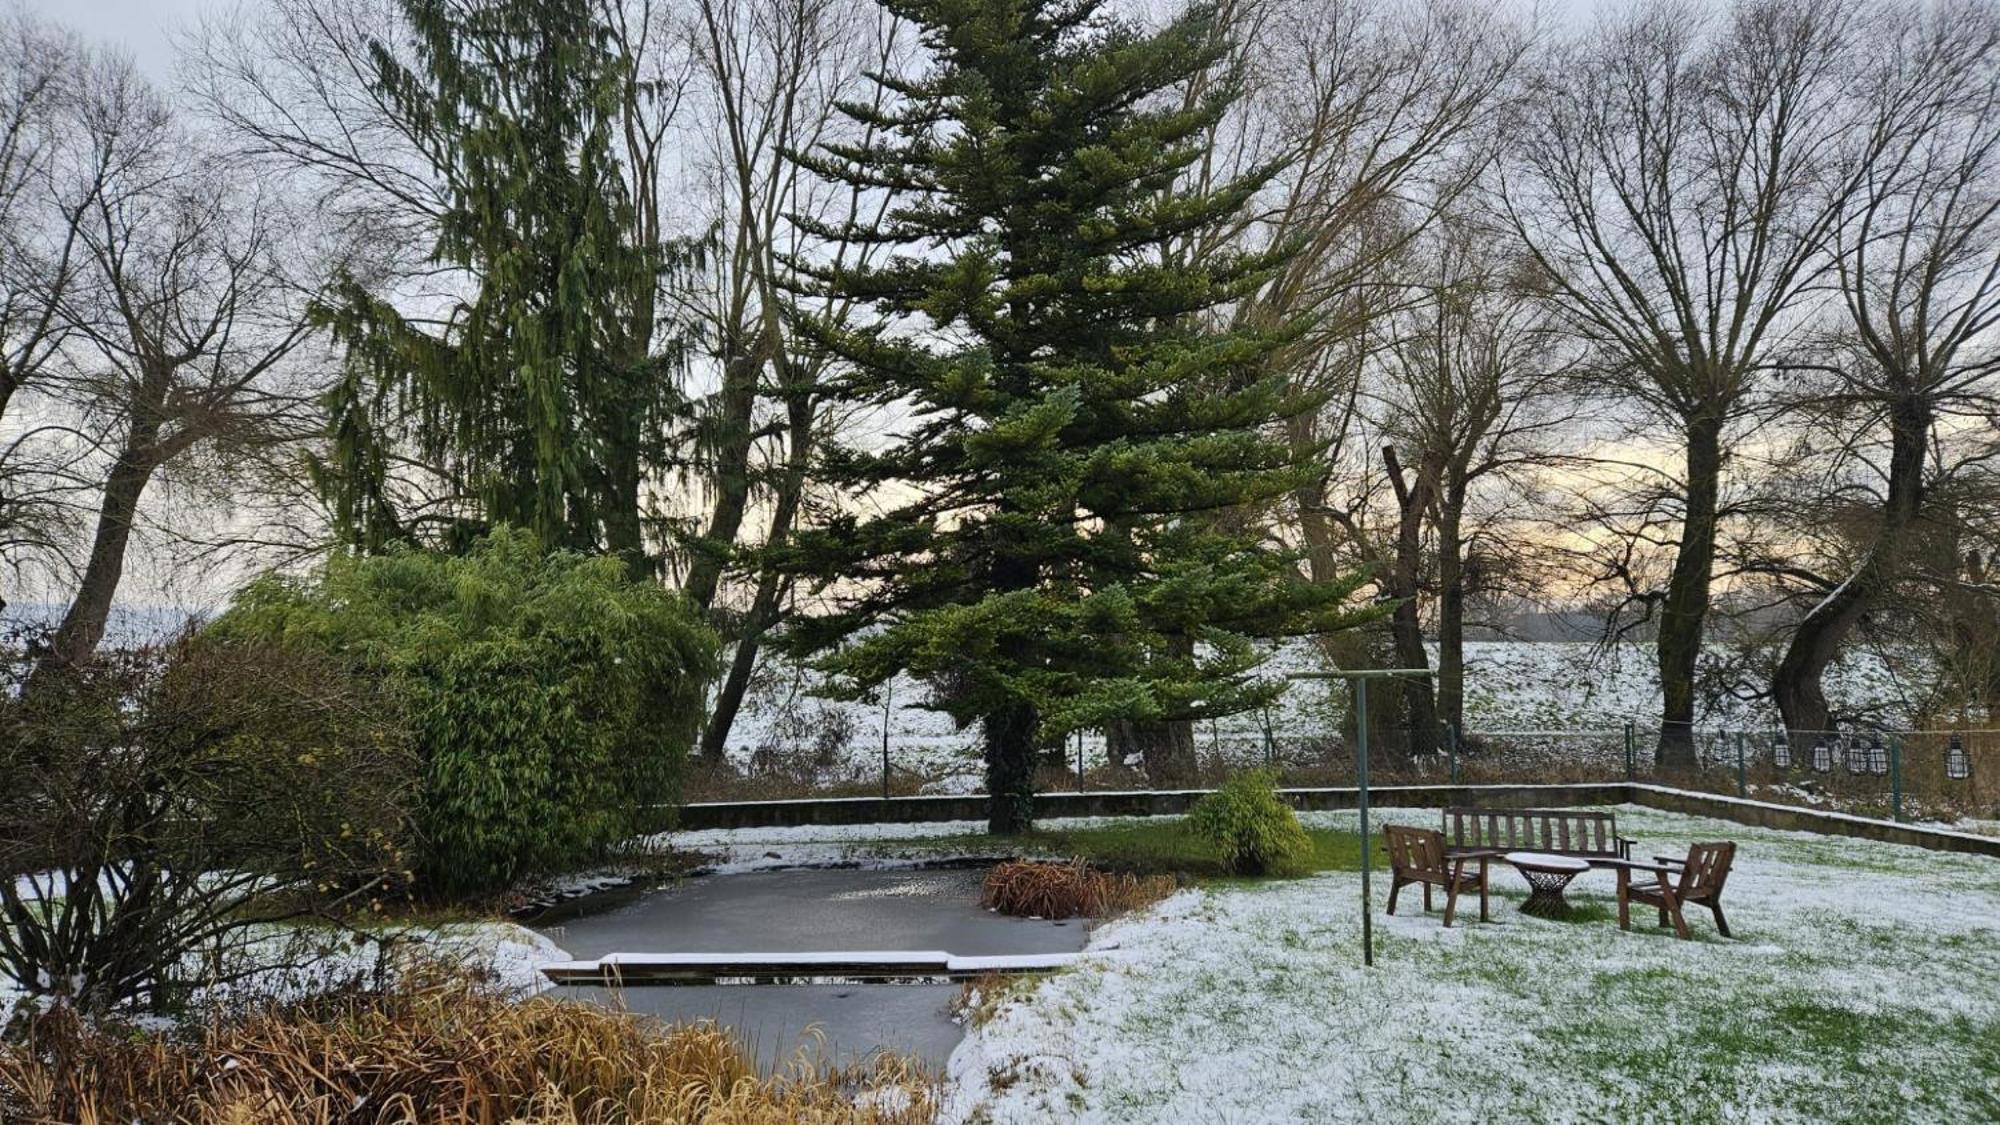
[980,860,1176,920]
[0,968,933,1124]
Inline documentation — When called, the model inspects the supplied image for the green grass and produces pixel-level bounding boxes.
[891,820,1376,881]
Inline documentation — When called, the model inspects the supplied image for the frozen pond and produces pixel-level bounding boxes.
[535,866,1087,1070]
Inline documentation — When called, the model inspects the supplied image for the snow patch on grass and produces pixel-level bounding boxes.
[943,806,2000,1123]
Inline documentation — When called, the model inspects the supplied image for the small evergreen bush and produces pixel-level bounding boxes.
[211,529,718,897]
[1184,770,1310,876]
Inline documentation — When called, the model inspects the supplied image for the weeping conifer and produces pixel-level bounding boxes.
[315,0,677,572]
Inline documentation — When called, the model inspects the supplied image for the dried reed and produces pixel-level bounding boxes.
[979,860,1176,920]
[0,966,934,1124]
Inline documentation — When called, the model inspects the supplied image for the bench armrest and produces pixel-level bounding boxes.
[1653,855,1687,867]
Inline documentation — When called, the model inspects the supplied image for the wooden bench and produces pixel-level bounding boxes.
[1442,807,1633,862]
[1383,825,1491,927]
[1616,841,1735,940]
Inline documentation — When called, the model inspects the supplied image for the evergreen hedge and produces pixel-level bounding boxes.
[211,529,717,897]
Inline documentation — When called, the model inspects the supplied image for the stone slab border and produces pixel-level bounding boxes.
[542,950,1081,986]
[675,784,2000,859]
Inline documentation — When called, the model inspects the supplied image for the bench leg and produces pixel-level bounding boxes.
[1710,901,1731,939]
[1661,887,1690,940]
[1616,869,1631,931]
[1478,860,1490,922]
[1423,883,1433,912]
[1387,877,1403,916]
[1444,878,1460,929]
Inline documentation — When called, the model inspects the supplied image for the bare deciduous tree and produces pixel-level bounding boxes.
[38,55,315,670]
[1500,0,1873,766]
[1766,0,2000,734]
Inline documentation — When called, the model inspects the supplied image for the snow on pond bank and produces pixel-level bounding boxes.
[0,921,565,1028]
[942,807,2000,1124]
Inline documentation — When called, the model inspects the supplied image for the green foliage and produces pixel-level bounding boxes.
[1184,770,1311,876]
[782,0,1375,832]
[211,528,719,897]
[314,0,692,569]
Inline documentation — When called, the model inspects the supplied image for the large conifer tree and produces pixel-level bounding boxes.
[316,0,673,572]
[783,0,1369,833]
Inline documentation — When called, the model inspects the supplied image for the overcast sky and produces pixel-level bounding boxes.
[24,0,215,78]
[37,0,1604,84]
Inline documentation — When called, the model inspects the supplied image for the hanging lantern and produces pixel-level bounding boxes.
[1772,734,1791,771]
[1811,738,1834,773]
[1865,734,1890,776]
[1946,734,1972,781]
[1843,736,1869,773]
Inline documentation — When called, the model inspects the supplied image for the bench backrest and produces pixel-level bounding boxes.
[1443,807,1622,857]
[1673,841,1735,901]
[1383,824,1448,878]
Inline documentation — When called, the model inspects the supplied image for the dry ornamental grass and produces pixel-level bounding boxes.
[0,968,934,1124]
[979,860,1176,920]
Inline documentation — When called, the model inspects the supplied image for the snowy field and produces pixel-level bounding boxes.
[942,807,2000,1124]
[721,641,1928,793]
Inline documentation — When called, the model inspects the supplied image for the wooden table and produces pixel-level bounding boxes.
[1504,851,1592,918]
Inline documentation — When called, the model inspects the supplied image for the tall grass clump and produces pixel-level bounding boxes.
[1184,769,1311,876]
[0,967,933,1124]
[981,860,1176,919]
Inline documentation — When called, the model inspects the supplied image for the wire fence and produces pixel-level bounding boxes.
[687,720,2000,832]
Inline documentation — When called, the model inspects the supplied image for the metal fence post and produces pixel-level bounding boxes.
[880,681,894,800]
[1735,731,1747,798]
[1356,678,1374,969]
[1447,722,1460,786]
[1891,734,1904,822]
[1624,720,1636,781]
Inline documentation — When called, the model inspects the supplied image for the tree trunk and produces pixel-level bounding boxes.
[1382,447,1437,759]
[1656,412,1723,771]
[1107,718,1197,787]
[697,364,812,761]
[700,623,767,762]
[602,421,647,579]
[985,698,1037,834]
[1435,478,1468,735]
[684,343,766,612]
[1773,394,1929,737]
[45,440,157,670]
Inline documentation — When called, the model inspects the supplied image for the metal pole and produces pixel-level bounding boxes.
[1357,677,1373,969]
[1076,729,1085,791]
[1447,722,1460,787]
[1624,720,1636,781]
[881,682,892,800]
[1891,734,1904,822]
[1284,668,1428,970]
[1735,731,1747,798]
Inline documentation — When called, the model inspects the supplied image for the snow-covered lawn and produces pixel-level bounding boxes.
[943,807,2000,1124]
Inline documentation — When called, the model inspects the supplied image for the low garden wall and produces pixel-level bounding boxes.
[673,782,2000,859]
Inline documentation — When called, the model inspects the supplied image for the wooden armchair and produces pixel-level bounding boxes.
[1384,824,1491,927]
[1616,841,1735,940]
